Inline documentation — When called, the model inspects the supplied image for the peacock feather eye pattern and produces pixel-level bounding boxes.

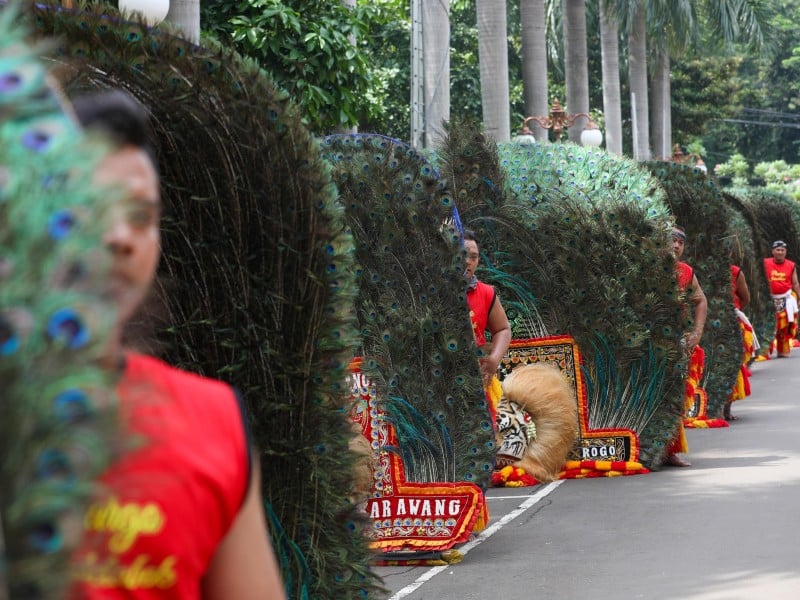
[1,6,119,597]
[45,307,90,349]
[0,314,20,355]
[52,388,93,423]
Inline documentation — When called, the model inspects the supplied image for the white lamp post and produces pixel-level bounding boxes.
[579,120,603,148]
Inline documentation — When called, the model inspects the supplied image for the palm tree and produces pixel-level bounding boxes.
[339,0,358,135]
[649,46,672,160]
[477,0,510,142]
[648,1,696,159]
[520,0,550,141]
[166,0,200,43]
[627,0,650,160]
[599,0,622,154]
[648,0,770,160]
[562,0,589,143]
[422,0,451,147]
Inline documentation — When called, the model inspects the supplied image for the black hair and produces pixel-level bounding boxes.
[462,228,477,243]
[71,89,158,170]
[72,89,163,352]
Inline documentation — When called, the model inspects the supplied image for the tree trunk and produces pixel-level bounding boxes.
[422,0,450,148]
[337,0,358,134]
[520,0,549,141]
[598,0,622,154]
[477,0,510,143]
[562,0,589,144]
[165,0,199,44]
[627,0,650,160]
[650,48,671,160]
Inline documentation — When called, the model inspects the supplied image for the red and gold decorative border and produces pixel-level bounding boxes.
[497,336,647,483]
[684,389,728,428]
[682,348,728,429]
[349,359,488,554]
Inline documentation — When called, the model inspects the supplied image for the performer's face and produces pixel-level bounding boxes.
[464,239,480,280]
[97,145,161,324]
[671,234,685,259]
[772,246,787,262]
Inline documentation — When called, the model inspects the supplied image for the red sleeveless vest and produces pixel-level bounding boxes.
[676,261,694,292]
[467,280,496,347]
[72,353,249,599]
[764,257,795,295]
[730,264,742,309]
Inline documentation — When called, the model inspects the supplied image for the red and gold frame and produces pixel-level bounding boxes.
[499,335,648,479]
[682,345,728,428]
[349,360,488,555]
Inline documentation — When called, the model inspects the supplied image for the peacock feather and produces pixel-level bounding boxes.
[1,5,118,597]
[720,190,769,320]
[438,122,686,469]
[435,116,548,338]
[31,3,382,598]
[645,161,742,420]
[583,336,669,434]
[319,133,494,488]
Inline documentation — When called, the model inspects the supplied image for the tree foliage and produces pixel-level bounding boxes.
[702,0,800,167]
[201,0,378,131]
[670,55,744,145]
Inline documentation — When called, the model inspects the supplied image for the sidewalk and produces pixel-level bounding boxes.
[376,354,800,600]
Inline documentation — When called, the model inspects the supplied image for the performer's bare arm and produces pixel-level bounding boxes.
[482,298,512,381]
[685,274,708,349]
[735,271,750,310]
[792,267,800,298]
[203,456,286,600]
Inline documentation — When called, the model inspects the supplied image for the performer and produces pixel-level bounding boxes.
[725,264,755,421]
[763,240,800,358]
[665,227,707,467]
[69,91,285,599]
[463,229,511,422]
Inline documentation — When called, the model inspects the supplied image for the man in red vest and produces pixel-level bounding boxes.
[463,229,511,422]
[725,264,755,421]
[69,90,285,599]
[763,240,800,357]
[665,227,707,467]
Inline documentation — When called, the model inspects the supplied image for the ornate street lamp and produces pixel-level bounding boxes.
[513,98,604,148]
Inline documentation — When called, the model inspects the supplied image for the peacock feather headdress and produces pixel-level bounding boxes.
[1,5,118,596]
[30,3,382,598]
[434,117,549,338]
[319,133,494,488]
[645,161,742,419]
[438,122,687,468]
[719,190,768,316]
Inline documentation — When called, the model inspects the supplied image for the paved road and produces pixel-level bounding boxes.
[376,354,800,600]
